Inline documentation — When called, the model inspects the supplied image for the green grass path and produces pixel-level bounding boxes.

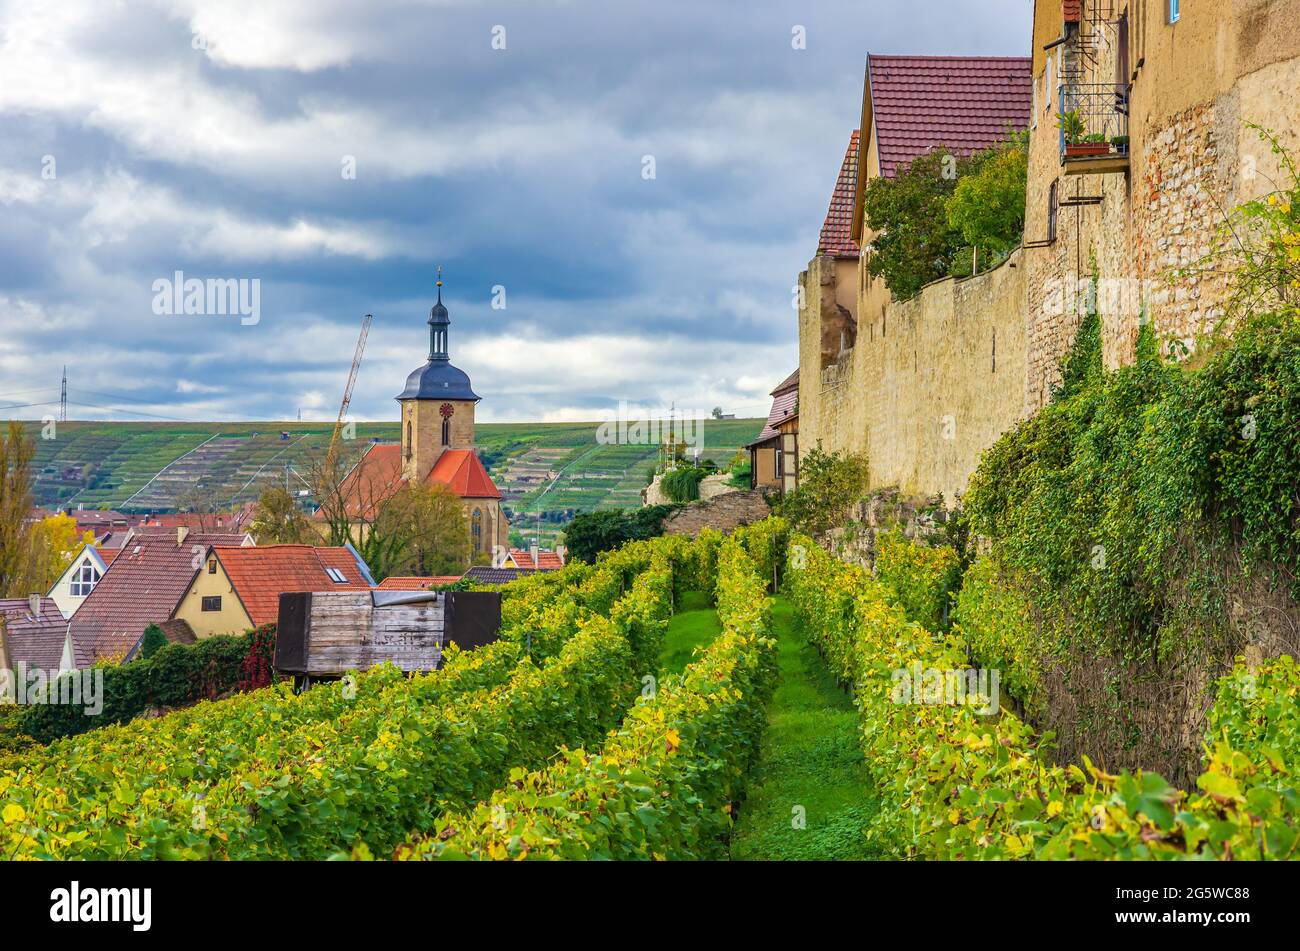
[729,596,878,860]
[659,590,723,675]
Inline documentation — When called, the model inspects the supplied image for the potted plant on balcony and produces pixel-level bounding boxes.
[1058,110,1111,158]
[1111,134,1130,155]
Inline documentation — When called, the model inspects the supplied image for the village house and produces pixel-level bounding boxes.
[66,528,252,668]
[0,596,74,677]
[45,544,121,619]
[172,544,374,638]
[331,277,509,560]
[744,370,800,495]
[504,546,566,571]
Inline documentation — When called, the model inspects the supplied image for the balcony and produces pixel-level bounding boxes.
[1058,83,1130,176]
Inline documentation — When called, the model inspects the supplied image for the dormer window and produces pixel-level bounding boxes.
[70,559,101,597]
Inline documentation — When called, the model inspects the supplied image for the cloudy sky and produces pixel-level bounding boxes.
[0,0,1031,423]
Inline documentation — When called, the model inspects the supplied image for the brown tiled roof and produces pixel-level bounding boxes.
[375,575,463,590]
[748,371,800,447]
[0,597,68,671]
[867,55,1033,179]
[157,618,197,645]
[213,545,372,626]
[1063,0,1081,23]
[68,532,246,667]
[818,131,861,258]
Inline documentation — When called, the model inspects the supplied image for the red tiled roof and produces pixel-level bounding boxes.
[376,575,463,590]
[330,444,503,521]
[96,547,121,566]
[68,532,246,667]
[0,597,68,670]
[748,370,800,446]
[428,449,502,499]
[867,55,1033,179]
[509,549,564,571]
[1063,0,1081,23]
[212,545,371,626]
[818,130,861,258]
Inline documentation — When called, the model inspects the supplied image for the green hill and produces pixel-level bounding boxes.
[22,418,765,544]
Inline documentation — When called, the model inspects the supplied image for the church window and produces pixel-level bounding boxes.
[472,508,483,554]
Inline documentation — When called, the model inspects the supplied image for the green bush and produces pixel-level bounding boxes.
[661,466,706,503]
[19,626,275,743]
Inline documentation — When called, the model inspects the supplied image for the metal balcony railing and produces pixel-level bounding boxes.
[1058,82,1130,165]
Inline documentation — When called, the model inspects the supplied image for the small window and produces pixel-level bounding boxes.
[774,449,784,478]
[207,558,217,574]
[201,596,222,612]
[1168,0,1179,23]
[325,567,348,583]
[1048,179,1059,243]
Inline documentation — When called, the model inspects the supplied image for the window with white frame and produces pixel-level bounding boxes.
[70,559,100,597]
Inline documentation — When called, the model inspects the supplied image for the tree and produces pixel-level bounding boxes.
[139,623,169,660]
[776,446,870,538]
[711,407,724,419]
[362,482,472,580]
[863,148,966,299]
[946,131,1029,262]
[250,486,316,544]
[1,421,43,598]
[27,513,95,591]
[562,504,678,564]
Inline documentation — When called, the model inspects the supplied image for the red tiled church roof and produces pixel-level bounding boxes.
[867,54,1033,179]
[818,130,861,258]
[212,545,371,625]
[428,449,502,499]
[331,443,502,521]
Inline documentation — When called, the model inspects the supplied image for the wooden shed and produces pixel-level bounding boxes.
[273,588,501,679]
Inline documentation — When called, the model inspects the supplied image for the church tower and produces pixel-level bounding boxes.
[396,272,480,482]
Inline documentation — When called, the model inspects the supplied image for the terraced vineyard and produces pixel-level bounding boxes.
[23,419,763,523]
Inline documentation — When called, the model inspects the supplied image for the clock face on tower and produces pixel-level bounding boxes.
[440,403,454,418]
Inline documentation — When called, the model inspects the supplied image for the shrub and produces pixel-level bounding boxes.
[776,446,868,538]
[396,533,779,860]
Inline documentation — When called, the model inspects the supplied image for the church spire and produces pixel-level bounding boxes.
[428,266,450,362]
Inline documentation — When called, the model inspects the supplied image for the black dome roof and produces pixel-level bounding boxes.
[396,360,480,402]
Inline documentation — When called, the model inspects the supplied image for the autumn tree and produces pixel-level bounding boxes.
[0,421,41,597]
[250,486,317,544]
[362,482,472,580]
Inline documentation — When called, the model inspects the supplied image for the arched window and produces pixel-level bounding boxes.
[471,508,483,554]
[441,418,450,446]
[405,420,412,461]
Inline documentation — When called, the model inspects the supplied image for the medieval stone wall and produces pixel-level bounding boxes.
[797,3,1300,505]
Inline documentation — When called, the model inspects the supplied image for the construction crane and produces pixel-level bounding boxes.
[323,313,374,478]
